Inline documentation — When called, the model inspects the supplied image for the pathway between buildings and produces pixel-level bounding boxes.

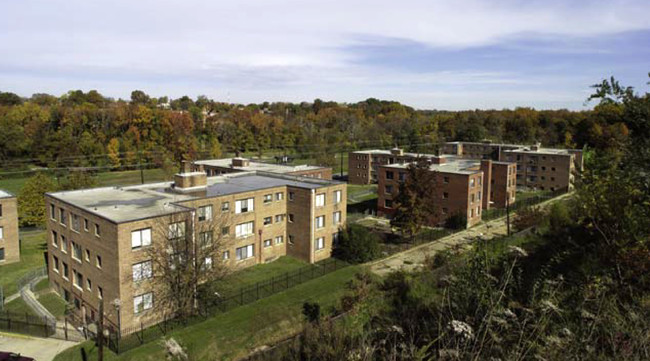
[0,332,77,361]
[368,193,571,276]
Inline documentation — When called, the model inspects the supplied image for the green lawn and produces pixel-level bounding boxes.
[54,265,361,361]
[0,168,170,197]
[38,292,68,319]
[32,278,50,293]
[347,184,378,204]
[0,229,47,296]
[211,256,308,295]
[2,297,38,316]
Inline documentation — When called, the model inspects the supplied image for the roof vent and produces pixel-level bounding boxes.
[232,157,250,167]
[173,172,207,192]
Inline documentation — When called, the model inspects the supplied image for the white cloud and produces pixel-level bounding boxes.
[0,0,648,108]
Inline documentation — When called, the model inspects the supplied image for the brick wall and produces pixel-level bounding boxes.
[0,196,19,264]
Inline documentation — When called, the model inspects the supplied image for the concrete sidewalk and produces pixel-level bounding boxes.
[0,332,78,361]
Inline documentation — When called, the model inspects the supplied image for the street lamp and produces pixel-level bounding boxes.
[112,298,122,340]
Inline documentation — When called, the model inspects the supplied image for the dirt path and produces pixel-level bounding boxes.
[367,193,571,276]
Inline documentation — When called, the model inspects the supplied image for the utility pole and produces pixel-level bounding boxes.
[97,299,104,361]
[340,150,343,178]
[137,146,144,184]
[506,198,511,236]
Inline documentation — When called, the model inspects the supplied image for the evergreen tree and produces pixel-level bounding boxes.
[18,172,58,226]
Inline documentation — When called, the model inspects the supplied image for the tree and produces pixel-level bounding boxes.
[130,90,151,105]
[18,172,58,226]
[332,224,380,263]
[61,171,97,190]
[144,204,230,319]
[390,160,439,240]
[107,138,121,168]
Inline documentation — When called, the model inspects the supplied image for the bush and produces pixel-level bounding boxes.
[548,201,573,235]
[444,213,467,230]
[332,224,380,263]
[302,302,321,323]
[512,206,545,232]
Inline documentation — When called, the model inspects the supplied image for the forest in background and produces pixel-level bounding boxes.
[0,82,631,176]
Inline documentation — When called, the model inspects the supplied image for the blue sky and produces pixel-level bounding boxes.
[1,0,648,110]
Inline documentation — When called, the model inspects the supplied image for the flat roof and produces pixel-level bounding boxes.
[0,189,15,199]
[503,147,573,156]
[445,141,582,154]
[194,158,326,173]
[381,158,483,175]
[48,171,341,224]
[351,149,444,159]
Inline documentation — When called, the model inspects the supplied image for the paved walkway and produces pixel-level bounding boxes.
[0,332,78,361]
[368,193,571,276]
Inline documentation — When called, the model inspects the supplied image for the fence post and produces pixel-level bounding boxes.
[65,318,68,340]
[140,322,144,345]
[286,272,289,289]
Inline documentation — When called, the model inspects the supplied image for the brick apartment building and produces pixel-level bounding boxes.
[0,190,20,264]
[376,157,487,228]
[348,148,429,185]
[441,141,583,191]
[45,171,346,333]
[192,158,332,180]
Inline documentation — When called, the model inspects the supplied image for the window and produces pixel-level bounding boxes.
[264,194,273,203]
[470,179,475,187]
[442,207,448,214]
[275,214,284,223]
[235,198,254,213]
[288,214,294,223]
[315,193,325,207]
[477,206,481,215]
[221,202,230,212]
[384,199,393,208]
[85,249,90,262]
[134,292,153,314]
[62,262,69,280]
[315,215,325,229]
[288,235,294,244]
[199,231,213,248]
[72,242,82,261]
[221,226,230,236]
[275,236,284,244]
[333,211,341,224]
[95,224,100,237]
[73,270,83,290]
[96,255,102,269]
[61,235,67,253]
[98,287,103,299]
[50,204,55,219]
[398,172,406,182]
[86,278,92,291]
[263,217,272,226]
[333,190,342,204]
[332,232,340,245]
[478,191,481,200]
[386,171,394,180]
[385,185,393,194]
[315,237,325,250]
[289,192,295,201]
[132,261,153,282]
[235,221,254,238]
[59,208,67,225]
[51,231,58,247]
[275,192,284,201]
[443,176,449,184]
[222,251,230,260]
[551,167,556,171]
[84,219,89,231]
[264,239,272,248]
[198,205,212,222]
[470,208,474,217]
[71,214,80,232]
[202,257,213,270]
[52,255,59,273]
[471,194,475,203]
[443,192,449,199]
[131,228,152,249]
[236,244,255,260]
[168,222,186,240]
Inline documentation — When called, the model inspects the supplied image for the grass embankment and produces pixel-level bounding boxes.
[347,184,377,204]
[37,292,68,318]
[0,229,47,296]
[210,256,308,295]
[2,298,38,316]
[54,265,361,361]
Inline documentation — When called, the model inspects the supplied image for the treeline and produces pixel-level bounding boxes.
[0,81,633,173]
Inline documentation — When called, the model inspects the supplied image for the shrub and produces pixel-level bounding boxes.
[445,213,467,230]
[332,224,380,263]
[302,302,321,323]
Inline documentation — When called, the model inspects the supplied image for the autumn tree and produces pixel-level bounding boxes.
[18,172,58,226]
[144,204,230,319]
[390,159,439,241]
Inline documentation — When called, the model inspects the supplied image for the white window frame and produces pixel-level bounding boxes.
[198,205,213,222]
[235,244,255,260]
[235,221,254,238]
[134,292,153,314]
[315,193,325,207]
[131,228,152,249]
[315,215,325,229]
[263,194,272,203]
[235,198,254,214]
[132,261,153,282]
[315,237,325,250]
[168,222,186,240]
[333,211,341,224]
[275,192,284,201]
[274,236,284,244]
[334,190,342,204]
[263,239,272,248]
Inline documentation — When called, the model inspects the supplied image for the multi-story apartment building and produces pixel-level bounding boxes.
[377,157,486,228]
[0,190,20,264]
[45,171,346,333]
[441,141,583,191]
[192,158,332,180]
[348,148,443,185]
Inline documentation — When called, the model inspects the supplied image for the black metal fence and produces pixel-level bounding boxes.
[0,309,84,341]
[108,258,347,354]
[482,188,567,221]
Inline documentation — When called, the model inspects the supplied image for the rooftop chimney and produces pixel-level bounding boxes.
[531,142,541,151]
[232,157,250,167]
[390,147,404,156]
[173,172,207,192]
[431,156,447,164]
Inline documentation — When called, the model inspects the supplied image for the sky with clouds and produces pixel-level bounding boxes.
[1,0,649,110]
